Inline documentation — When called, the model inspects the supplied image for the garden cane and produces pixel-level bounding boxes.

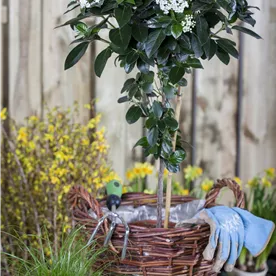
[86,180,130,260]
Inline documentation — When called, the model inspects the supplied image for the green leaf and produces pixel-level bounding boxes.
[196,16,209,45]
[208,40,217,60]
[191,33,203,58]
[152,101,163,119]
[109,25,132,50]
[117,96,129,103]
[121,78,136,93]
[126,50,139,64]
[65,42,89,70]
[126,105,142,124]
[132,25,148,42]
[186,57,204,69]
[163,85,176,99]
[168,149,186,164]
[216,48,230,65]
[232,25,262,39]
[164,117,178,131]
[145,117,157,129]
[147,127,159,146]
[134,136,149,148]
[169,66,185,84]
[145,29,166,58]
[217,39,239,58]
[137,59,149,73]
[171,23,183,39]
[115,6,132,27]
[94,47,112,77]
[165,160,180,173]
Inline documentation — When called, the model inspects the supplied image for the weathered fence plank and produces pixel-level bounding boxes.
[8,0,42,121]
[195,40,239,179]
[241,0,276,181]
[42,0,91,123]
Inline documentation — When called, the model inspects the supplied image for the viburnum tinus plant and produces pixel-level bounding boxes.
[61,0,260,227]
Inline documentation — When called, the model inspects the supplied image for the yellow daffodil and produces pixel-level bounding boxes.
[184,165,203,181]
[233,177,242,186]
[265,168,275,180]
[180,189,189,195]
[201,178,214,192]
[262,177,272,188]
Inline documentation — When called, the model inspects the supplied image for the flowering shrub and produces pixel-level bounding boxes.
[1,105,119,266]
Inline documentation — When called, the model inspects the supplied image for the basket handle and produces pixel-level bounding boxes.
[204,178,245,209]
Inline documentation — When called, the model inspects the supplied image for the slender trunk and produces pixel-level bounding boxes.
[164,87,182,228]
[156,158,165,228]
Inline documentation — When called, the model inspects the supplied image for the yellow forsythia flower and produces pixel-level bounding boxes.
[247,177,259,188]
[1,108,7,120]
[17,127,28,143]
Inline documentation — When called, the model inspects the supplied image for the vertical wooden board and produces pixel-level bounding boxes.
[94,22,142,180]
[42,0,90,123]
[241,0,276,181]
[8,0,42,121]
[0,0,2,103]
[195,40,239,179]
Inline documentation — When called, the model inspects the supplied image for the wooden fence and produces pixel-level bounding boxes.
[1,0,276,185]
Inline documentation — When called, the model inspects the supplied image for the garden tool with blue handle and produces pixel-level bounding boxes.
[87,180,130,260]
[176,206,275,273]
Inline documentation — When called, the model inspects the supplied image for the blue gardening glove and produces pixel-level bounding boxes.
[176,206,275,273]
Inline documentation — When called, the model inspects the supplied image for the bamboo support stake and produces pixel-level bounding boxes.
[164,87,182,228]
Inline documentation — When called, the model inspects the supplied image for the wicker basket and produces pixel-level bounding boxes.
[68,178,244,276]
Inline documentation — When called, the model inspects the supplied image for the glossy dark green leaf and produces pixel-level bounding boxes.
[157,120,166,133]
[162,139,172,154]
[216,48,230,65]
[109,25,131,49]
[232,25,262,39]
[208,40,217,60]
[152,101,163,119]
[191,33,203,58]
[164,117,178,131]
[169,66,185,84]
[137,59,149,73]
[118,96,129,103]
[163,85,176,99]
[186,58,204,69]
[134,136,149,148]
[147,16,172,28]
[65,42,89,70]
[171,23,183,39]
[124,61,136,74]
[168,149,186,164]
[94,47,112,77]
[141,82,153,94]
[126,105,142,124]
[147,127,159,146]
[121,78,136,93]
[115,6,132,27]
[145,117,157,129]
[126,50,139,64]
[145,29,166,58]
[165,161,180,173]
[217,39,239,58]
[196,16,209,45]
[132,24,148,42]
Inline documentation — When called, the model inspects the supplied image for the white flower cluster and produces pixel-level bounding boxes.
[155,0,189,15]
[79,0,92,8]
[181,14,196,33]
[78,0,104,9]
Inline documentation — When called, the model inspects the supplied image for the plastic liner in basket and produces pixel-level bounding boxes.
[88,199,206,224]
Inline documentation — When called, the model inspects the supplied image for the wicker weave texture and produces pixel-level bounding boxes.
[68,179,244,276]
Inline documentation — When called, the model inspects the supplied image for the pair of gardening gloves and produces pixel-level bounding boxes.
[176,206,275,273]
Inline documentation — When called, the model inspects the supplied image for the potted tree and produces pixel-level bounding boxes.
[230,168,276,276]
[61,0,261,229]
[59,0,263,274]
